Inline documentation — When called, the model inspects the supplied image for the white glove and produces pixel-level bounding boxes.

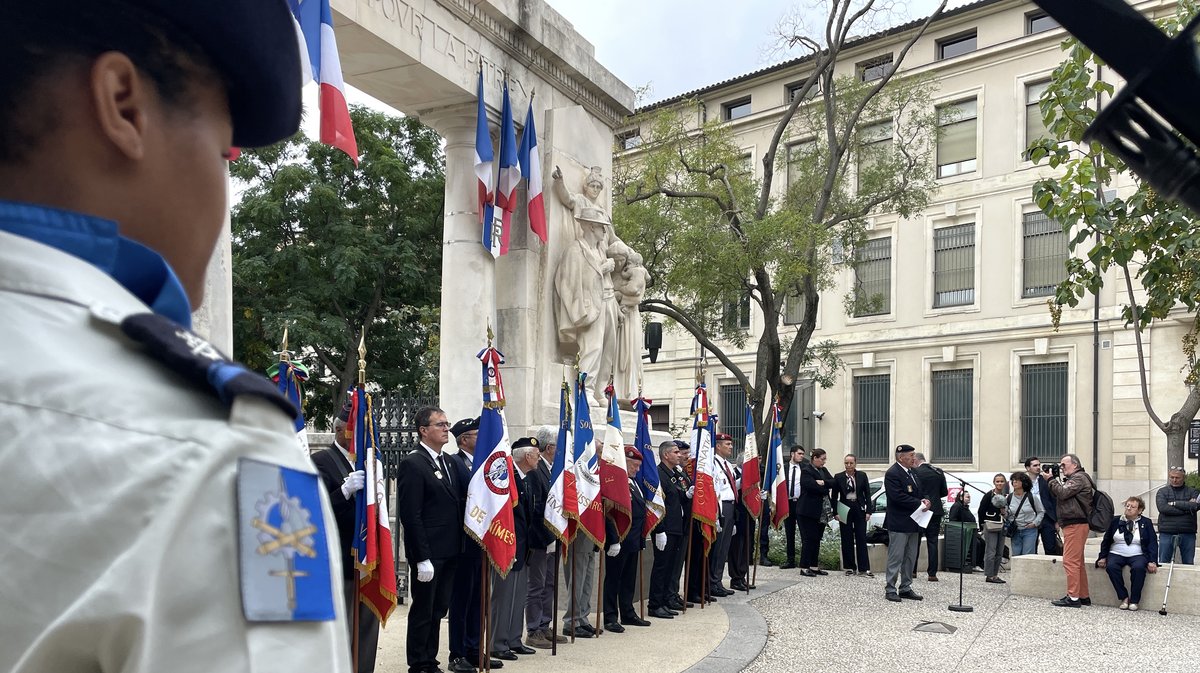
[732,525,738,536]
[686,486,695,498]
[607,543,622,557]
[547,541,557,554]
[340,470,366,499]
[716,520,723,533]
[655,532,666,551]
[416,559,434,583]
[758,490,769,501]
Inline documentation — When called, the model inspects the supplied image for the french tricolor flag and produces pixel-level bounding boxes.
[475,70,497,254]
[765,402,789,529]
[292,0,358,164]
[493,82,519,256]
[518,98,547,244]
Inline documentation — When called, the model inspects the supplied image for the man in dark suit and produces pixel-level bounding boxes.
[727,455,758,592]
[668,440,694,609]
[648,440,686,618]
[831,453,874,576]
[396,406,463,673]
[311,403,376,673]
[883,444,929,603]
[912,452,949,581]
[1025,457,1061,555]
[523,427,559,649]
[602,446,650,632]
[445,418,499,673]
[781,446,805,569]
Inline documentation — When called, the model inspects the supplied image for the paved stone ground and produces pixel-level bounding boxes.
[370,564,1199,673]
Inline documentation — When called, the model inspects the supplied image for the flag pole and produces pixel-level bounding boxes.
[743,513,751,595]
[352,332,366,673]
[568,543,576,643]
[551,543,560,656]
[683,521,693,613]
[638,547,645,619]
[595,551,604,635]
[479,563,490,672]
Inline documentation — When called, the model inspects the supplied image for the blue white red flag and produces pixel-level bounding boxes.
[544,380,577,543]
[572,373,605,547]
[268,359,310,452]
[633,396,665,536]
[348,386,397,624]
[291,0,358,164]
[475,71,497,255]
[689,384,718,552]
[517,98,547,244]
[740,404,762,519]
[765,402,789,529]
[493,82,519,256]
[465,345,519,575]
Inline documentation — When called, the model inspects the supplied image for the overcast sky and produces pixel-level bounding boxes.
[543,0,969,105]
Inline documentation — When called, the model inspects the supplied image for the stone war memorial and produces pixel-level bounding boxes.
[326,0,639,433]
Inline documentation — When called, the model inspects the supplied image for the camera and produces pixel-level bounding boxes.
[1041,463,1061,478]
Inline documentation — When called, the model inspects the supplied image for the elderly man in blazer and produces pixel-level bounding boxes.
[397,406,463,673]
[883,444,930,603]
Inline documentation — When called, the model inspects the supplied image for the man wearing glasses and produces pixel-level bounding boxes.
[1025,457,1061,555]
[1156,467,1199,565]
[397,407,462,673]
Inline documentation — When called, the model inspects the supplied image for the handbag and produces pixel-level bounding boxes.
[1004,494,1028,538]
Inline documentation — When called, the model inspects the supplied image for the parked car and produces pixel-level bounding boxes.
[864,472,1000,531]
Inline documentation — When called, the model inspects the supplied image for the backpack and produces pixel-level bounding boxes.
[1076,474,1114,533]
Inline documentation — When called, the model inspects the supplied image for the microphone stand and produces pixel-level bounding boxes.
[948,479,974,613]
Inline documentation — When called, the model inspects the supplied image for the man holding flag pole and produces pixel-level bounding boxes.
[730,404,764,593]
[684,381,718,606]
[563,371,603,639]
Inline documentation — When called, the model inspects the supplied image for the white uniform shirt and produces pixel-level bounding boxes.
[714,456,736,502]
[0,232,351,673]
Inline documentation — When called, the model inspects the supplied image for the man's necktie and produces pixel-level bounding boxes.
[439,455,452,488]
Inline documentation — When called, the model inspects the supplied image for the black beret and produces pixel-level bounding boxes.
[512,437,539,450]
[672,439,690,451]
[896,444,916,454]
[336,399,353,422]
[450,417,480,436]
[140,0,303,147]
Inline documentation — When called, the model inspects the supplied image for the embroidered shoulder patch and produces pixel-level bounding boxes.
[237,458,336,622]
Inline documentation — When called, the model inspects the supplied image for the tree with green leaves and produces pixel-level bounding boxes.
[1030,1,1200,470]
[231,107,445,428]
[613,1,945,444]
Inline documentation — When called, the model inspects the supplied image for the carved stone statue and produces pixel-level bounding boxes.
[607,240,649,402]
[552,165,618,403]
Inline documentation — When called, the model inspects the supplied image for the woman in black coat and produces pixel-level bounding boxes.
[797,448,835,577]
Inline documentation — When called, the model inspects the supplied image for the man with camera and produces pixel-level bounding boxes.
[1046,454,1095,608]
[1025,457,1061,555]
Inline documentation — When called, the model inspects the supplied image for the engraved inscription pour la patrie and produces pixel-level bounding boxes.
[367,0,529,99]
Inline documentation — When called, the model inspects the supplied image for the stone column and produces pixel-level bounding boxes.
[424,105,494,421]
[193,212,234,355]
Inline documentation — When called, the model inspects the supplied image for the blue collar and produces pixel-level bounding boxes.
[0,200,192,327]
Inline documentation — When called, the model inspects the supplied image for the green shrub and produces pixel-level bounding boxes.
[761,523,843,569]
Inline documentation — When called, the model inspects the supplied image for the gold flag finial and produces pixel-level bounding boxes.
[357,331,367,386]
[279,327,290,362]
[486,319,494,346]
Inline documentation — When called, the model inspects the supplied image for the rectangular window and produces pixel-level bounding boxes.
[1027,11,1059,35]
[1020,362,1068,461]
[1022,212,1068,298]
[648,404,670,432]
[933,223,975,308]
[937,31,978,60]
[786,140,816,187]
[723,293,751,330]
[1025,80,1051,156]
[858,54,893,82]
[719,384,748,456]
[615,129,642,150]
[937,99,977,178]
[782,291,806,325]
[738,152,754,178]
[932,369,973,462]
[858,120,893,187]
[787,80,821,103]
[723,97,752,121]
[853,374,890,461]
[853,236,891,317]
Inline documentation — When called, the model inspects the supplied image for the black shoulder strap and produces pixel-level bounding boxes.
[120,312,297,418]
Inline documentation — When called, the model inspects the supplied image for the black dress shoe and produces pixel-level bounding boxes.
[898,590,924,601]
[563,625,593,638]
[885,593,901,602]
[799,569,817,577]
[449,658,477,673]
[1080,597,1092,606]
[621,616,651,627]
[604,621,625,633]
[512,645,537,655]
[760,557,775,567]
[779,562,797,569]
[649,606,675,619]
[489,659,504,669]
[811,568,829,576]
[730,580,749,591]
[710,586,733,597]
[492,650,518,661]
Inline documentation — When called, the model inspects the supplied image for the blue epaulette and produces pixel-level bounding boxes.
[120,312,298,418]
